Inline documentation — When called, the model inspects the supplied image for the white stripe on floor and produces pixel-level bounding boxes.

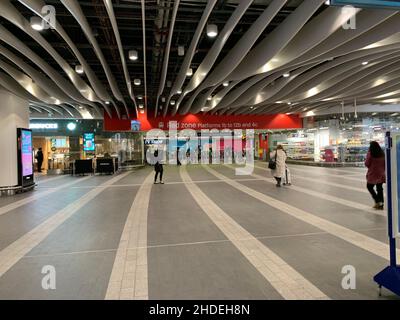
[105,172,154,300]
[287,166,365,183]
[0,171,132,278]
[204,165,400,261]
[254,165,367,193]
[181,166,329,300]
[0,176,93,216]
[225,165,384,216]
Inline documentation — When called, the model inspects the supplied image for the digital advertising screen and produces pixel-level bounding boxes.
[391,133,400,238]
[83,133,95,152]
[21,129,33,177]
[131,120,141,132]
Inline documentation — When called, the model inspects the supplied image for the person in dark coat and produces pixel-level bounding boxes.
[36,148,44,173]
[154,150,164,184]
[365,141,385,210]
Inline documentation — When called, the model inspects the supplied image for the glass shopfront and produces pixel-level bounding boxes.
[267,114,398,166]
[30,120,144,173]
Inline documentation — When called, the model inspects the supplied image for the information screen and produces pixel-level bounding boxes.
[392,133,400,237]
[83,133,95,152]
[131,120,141,132]
[21,129,33,176]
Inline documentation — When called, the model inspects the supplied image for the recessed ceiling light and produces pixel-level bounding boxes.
[177,89,182,94]
[207,96,212,101]
[30,16,43,31]
[362,61,369,66]
[75,65,84,74]
[105,101,110,105]
[223,81,229,87]
[138,95,143,100]
[170,100,176,106]
[283,73,290,78]
[207,24,218,38]
[139,104,144,109]
[128,50,138,61]
[186,68,193,77]
[134,79,141,86]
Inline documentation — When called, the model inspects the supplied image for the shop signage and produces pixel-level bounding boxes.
[330,0,400,9]
[29,123,58,129]
[104,113,302,132]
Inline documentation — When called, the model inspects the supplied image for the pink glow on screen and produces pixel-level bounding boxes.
[21,130,33,176]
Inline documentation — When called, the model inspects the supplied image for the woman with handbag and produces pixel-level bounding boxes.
[269,145,287,187]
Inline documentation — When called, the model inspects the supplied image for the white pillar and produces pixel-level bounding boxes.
[0,89,30,187]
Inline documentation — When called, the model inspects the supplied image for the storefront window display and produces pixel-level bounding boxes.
[30,120,145,173]
[268,114,399,165]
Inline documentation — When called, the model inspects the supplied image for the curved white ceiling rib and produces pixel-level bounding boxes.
[165,0,217,116]
[103,0,138,117]
[192,85,220,113]
[227,0,326,82]
[264,48,400,103]
[0,0,100,103]
[176,0,253,115]
[156,0,180,116]
[182,0,287,115]
[221,44,400,114]
[0,45,107,119]
[0,71,42,103]
[304,59,400,102]
[0,44,71,103]
[210,74,267,113]
[0,26,92,106]
[17,0,112,103]
[227,63,319,112]
[60,0,129,116]
[207,1,343,115]
[0,59,61,105]
[285,9,396,67]
[284,52,400,103]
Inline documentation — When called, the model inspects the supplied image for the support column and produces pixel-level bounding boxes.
[0,89,30,188]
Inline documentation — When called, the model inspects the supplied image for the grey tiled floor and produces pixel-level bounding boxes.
[0,164,398,300]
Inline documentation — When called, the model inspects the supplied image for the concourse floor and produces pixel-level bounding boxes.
[0,163,398,300]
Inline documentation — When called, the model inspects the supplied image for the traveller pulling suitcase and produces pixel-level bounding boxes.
[282,165,292,186]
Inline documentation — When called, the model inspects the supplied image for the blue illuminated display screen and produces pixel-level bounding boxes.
[330,0,400,9]
[83,133,95,152]
[131,120,141,132]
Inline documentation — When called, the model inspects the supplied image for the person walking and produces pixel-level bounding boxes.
[154,150,164,184]
[270,145,287,187]
[365,141,385,210]
[36,147,44,173]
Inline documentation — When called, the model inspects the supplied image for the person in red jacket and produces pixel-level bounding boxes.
[365,141,386,210]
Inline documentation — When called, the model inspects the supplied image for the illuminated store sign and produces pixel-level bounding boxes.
[29,123,58,129]
[330,0,400,9]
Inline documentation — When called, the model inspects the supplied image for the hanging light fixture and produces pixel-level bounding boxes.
[186,68,193,77]
[30,16,43,31]
[105,101,110,105]
[128,50,138,61]
[134,79,141,86]
[170,100,176,106]
[75,65,84,74]
[223,81,229,87]
[283,73,290,78]
[207,96,212,101]
[177,89,182,94]
[207,24,218,38]
[178,46,185,56]
[138,95,143,100]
